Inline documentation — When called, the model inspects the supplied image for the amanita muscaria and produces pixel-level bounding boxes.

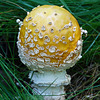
[17,5,87,100]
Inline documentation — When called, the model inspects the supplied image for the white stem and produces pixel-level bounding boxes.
[29,70,71,100]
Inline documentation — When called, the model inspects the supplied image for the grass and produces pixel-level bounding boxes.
[0,0,100,100]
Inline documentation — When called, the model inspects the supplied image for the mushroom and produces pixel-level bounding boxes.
[16,5,87,100]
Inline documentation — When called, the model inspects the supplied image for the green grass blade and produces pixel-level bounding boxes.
[84,32,100,54]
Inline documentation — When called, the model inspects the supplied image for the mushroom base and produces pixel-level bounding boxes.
[29,70,71,100]
[33,86,65,100]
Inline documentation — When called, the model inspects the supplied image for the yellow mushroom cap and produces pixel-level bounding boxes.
[17,5,83,72]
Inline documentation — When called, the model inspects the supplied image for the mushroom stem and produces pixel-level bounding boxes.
[29,70,71,100]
